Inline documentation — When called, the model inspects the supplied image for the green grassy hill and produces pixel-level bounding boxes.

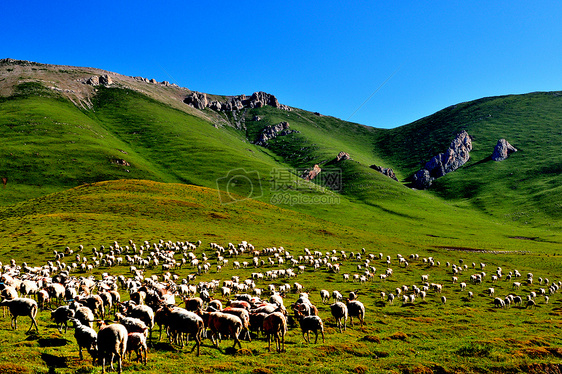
[0,58,561,252]
[1,59,562,374]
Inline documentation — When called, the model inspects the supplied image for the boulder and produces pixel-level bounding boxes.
[411,169,432,190]
[99,75,112,86]
[183,91,208,110]
[208,101,222,111]
[183,90,290,112]
[411,130,473,189]
[249,91,280,108]
[301,164,321,181]
[336,152,351,162]
[491,139,517,161]
[255,122,296,146]
[86,76,100,86]
[370,165,398,181]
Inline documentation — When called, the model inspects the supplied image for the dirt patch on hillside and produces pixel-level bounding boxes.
[509,236,538,240]
[433,246,530,254]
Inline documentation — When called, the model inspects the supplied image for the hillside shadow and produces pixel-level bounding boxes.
[38,337,70,347]
[41,352,67,369]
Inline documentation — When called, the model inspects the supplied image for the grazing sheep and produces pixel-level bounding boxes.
[262,311,287,352]
[51,305,75,333]
[320,289,330,304]
[183,297,204,312]
[46,283,65,306]
[126,332,148,364]
[78,295,105,319]
[201,311,243,349]
[494,297,505,308]
[74,306,95,329]
[330,302,348,332]
[295,311,325,343]
[387,293,395,305]
[346,299,365,327]
[526,299,536,309]
[0,298,39,332]
[164,306,204,355]
[119,302,155,341]
[71,318,97,364]
[115,312,149,336]
[332,290,343,302]
[37,290,50,311]
[97,322,128,374]
[441,296,447,304]
[222,307,252,341]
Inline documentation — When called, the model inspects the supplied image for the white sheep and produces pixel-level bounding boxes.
[320,289,330,304]
[71,318,97,364]
[0,298,39,332]
[263,311,287,352]
[330,302,348,332]
[126,332,148,364]
[332,290,343,302]
[97,322,128,374]
[346,299,365,327]
[295,312,325,344]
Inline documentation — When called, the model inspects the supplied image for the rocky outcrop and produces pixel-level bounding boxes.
[370,165,398,181]
[254,122,299,146]
[301,164,322,181]
[86,74,112,86]
[411,130,473,189]
[183,91,291,112]
[336,152,351,162]
[99,75,112,86]
[184,91,208,110]
[491,139,517,161]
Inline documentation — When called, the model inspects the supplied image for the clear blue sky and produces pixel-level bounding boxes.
[3,1,562,129]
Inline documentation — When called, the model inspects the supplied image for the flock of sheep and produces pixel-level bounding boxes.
[0,239,556,373]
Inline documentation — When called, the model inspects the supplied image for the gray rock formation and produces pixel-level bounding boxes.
[254,122,299,146]
[336,152,351,162]
[184,91,208,110]
[99,75,112,86]
[491,139,517,161]
[86,75,112,86]
[370,165,398,181]
[183,91,291,112]
[86,76,100,86]
[301,164,322,181]
[411,130,473,189]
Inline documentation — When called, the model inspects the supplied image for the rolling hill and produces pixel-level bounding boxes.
[1,58,562,374]
[0,58,560,257]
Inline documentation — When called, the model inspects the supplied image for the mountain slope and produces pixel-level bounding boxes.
[0,58,560,243]
[371,92,562,228]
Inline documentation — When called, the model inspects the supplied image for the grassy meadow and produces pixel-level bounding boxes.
[0,60,561,373]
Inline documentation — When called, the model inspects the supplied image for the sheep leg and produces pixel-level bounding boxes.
[116,352,123,374]
[190,333,201,356]
[28,316,39,333]
[314,331,318,344]
[233,334,242,349]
